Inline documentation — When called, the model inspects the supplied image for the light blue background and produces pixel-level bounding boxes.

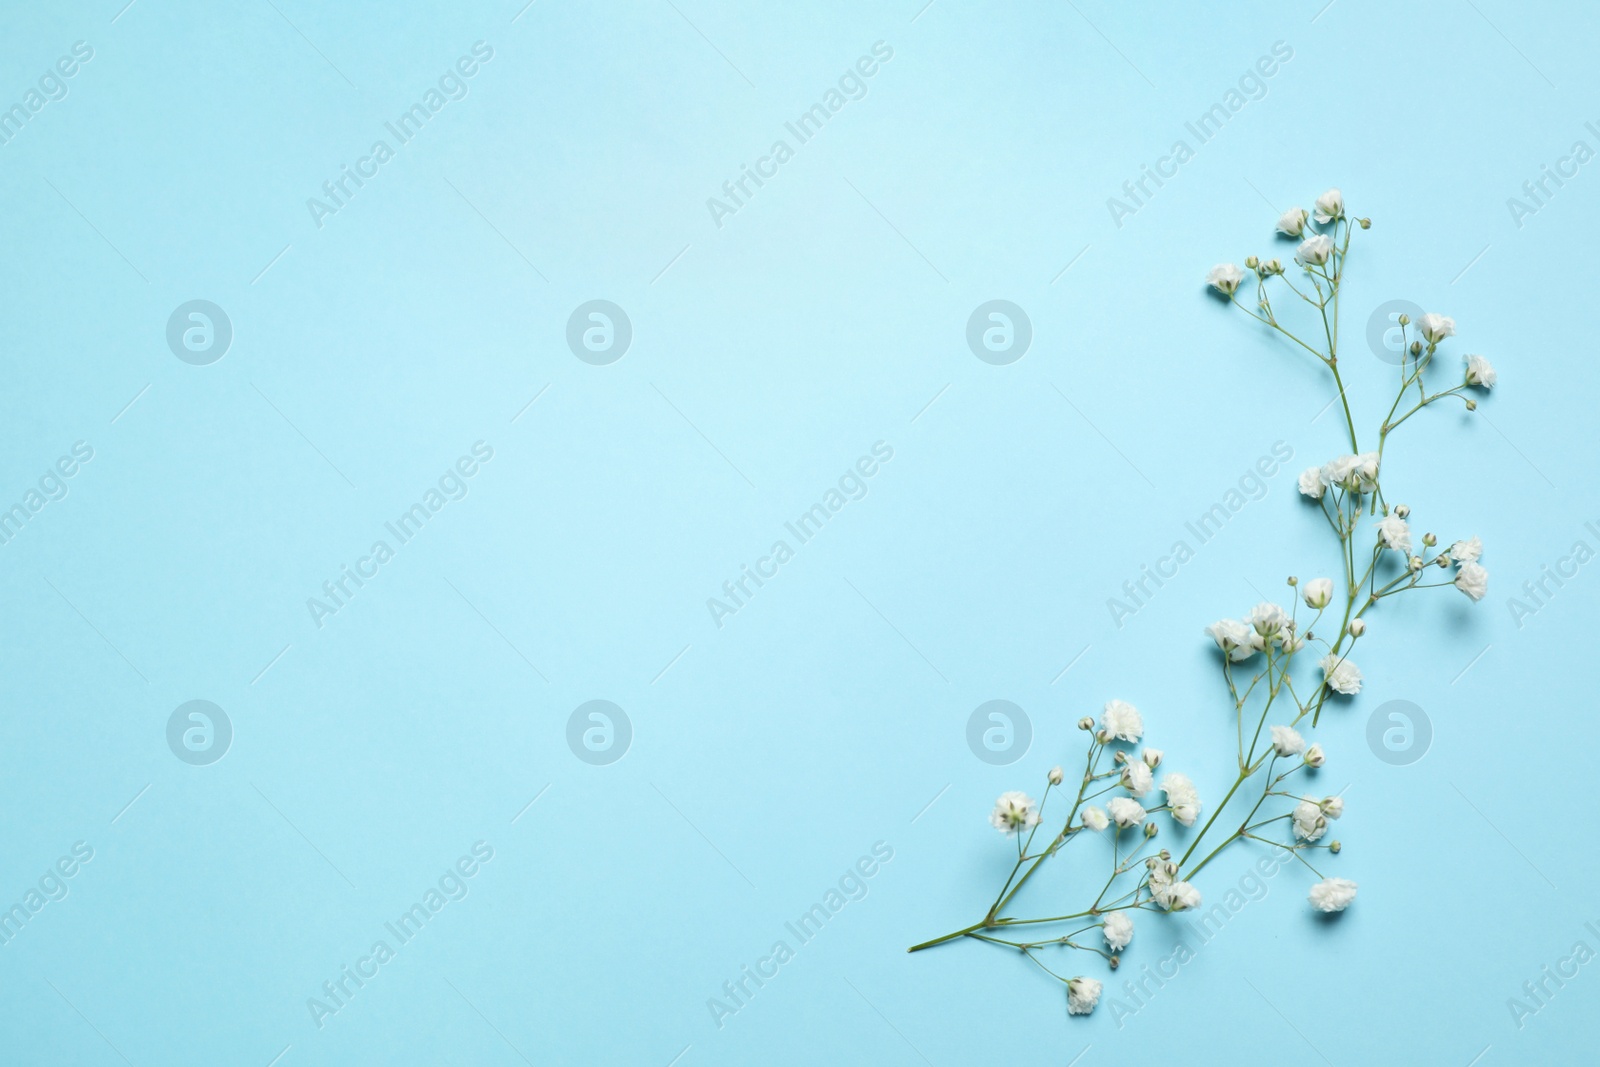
[0,0,1594,1063]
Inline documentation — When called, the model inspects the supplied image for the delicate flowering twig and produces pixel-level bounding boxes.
[910,189,1496,1018]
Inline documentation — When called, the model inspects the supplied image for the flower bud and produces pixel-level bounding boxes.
[1358,217,1371,229]
[1158,849,1170,861]
[1329,840,1342,854]
[1264,258,1283,274]
[1144,822,1159,839]
[1410,340,1422,356]
[1287,575,1298,586]
[1109,955,1120,969]
[1348,619,1366,637]
[1436,555,1450,568]
[1142,748,1163,769]
[1048,765,1064,786]
[1408,555,1424,572]
[1394,504,1410,518]
[1078,716,1095,731]
[1113,750,1128,765]
[1304,743,1326,768]
[1466,398,1477,410]
[1397,313,1410,326]
[1246,255,1260,270]
[1422,532,1437,546]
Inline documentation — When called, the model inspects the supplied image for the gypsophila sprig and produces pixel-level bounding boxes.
[909,189,1498,1019]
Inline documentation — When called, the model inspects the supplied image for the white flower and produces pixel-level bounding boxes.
[1302,577,1334,610]
[1320,796,1344,819]
[1142,748,1164,769]
[989,791,1040,836]
[1319,654,1362,695]
[1313,188,1343,224]
[1296,233,1333,266]
[1161,772,1201,826]
[1320,454,1358,488]
[1048,765,1064,786]
[1207,263,1245,295]
[1277,206,1309,236]
[1308,877,1358,913]
[1297,466,1325,499]
[1320,452,1380,493]
[1271,724,1305,757]
[1451,536,1483,563]
[1107,797,1146,829]
[1100,700,1144,743]
[1154,881,1202,911]
[1417,313,1456,345]
[1102,912,1134,952]
[1121,760,1153,797]
[1280,624,1306,653]
[1465,353,1496,388]
[1292,799,1327,841]
[1303,743,1326,768]
[1067,976,1103,1015]
[1455,561,1489,601]
[1249,602,1290,639]
[1080,806,1109,832]
[1206,618,1262,661]
[1145,856,1177,890]
[1375,513,1412,553]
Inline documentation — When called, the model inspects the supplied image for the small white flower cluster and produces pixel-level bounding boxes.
[1098,698,1143,743]
[1309,877,1358,913]
[1297,452,1379,499]
[1396,312,1498,395]
[1102,911,1134,952]
[917,188,1493,1019]
[1320,652,1363,695]
[1163,772,1201,827]
[1204,599,1302,663]
[968,700,1215,1016]
[1291,796,1344,842]
[1209,598,1312,662]
[1196,189,1498,931]
[1450,535,1490,601]
[1067,976,1102,1015]
[988,790,1041,836]
[1146,856,1201,912]
[1209,188,1357,305]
